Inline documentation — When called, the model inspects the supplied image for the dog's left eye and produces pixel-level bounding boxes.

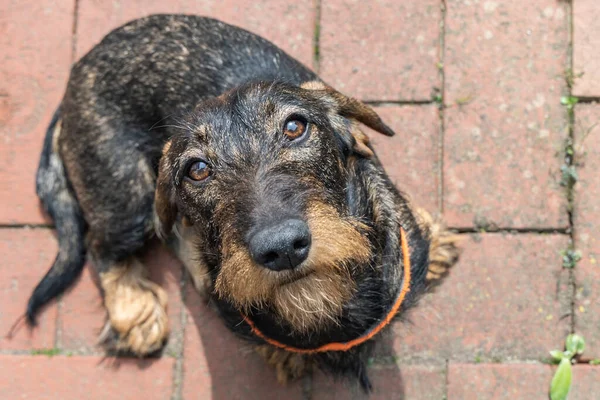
[187,160,212,182]
[283,116,309,141]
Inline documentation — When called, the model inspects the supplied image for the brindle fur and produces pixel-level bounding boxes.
[28,14,459,392]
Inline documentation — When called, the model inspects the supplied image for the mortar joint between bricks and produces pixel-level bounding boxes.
[71,0,79,64]
[169,264,190,400]
[561,0,577,335]
[312,0,321,74]
[437,0,447,216]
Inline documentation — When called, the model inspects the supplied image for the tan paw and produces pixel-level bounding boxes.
[99,259,169,355]
[415,208,461,287]
[255,345,309,384]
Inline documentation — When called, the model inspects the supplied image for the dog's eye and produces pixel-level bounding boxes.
[283,116,309,141]
[187,160,211,181]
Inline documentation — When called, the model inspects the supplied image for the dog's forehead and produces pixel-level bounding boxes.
[232,80,308,103]
[191,82,320,143]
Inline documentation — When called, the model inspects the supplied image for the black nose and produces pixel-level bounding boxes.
[248,219,312,271]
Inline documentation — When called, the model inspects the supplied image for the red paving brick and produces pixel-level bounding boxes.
[312,364,446,400]
[574,104,600,359]
[1,0,593,399]
[0,355,174,400]
[447,363,553,400]
[76,0,315,67]
[319,0,440,101]
[444,0,568,229]
[573,0,600,97]
[393,234,570,363]
[60,241,184,354]
[182,286,304,400]
[568,365,600,400]
[0,229,57,350]
[57,264,103,352]
[0,0,73,224]
[368,106,440,214]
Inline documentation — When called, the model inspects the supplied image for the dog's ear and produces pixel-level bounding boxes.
[154,141,178,240]
[301,81,394,158]
[300,81,395,137]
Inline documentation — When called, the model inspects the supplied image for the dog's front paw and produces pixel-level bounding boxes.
[415,208,461,287]
[255,345,309,384]
[99,260,169,356]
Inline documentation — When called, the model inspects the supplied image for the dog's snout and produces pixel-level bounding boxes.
[249,219,311,271]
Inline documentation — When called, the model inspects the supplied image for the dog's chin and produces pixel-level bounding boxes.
[215,250,361,333]
[269,264,355,333]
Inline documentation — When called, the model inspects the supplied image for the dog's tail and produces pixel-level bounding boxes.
[26,106,87,325]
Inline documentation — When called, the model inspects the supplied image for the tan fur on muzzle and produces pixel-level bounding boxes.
[215,203,372,332]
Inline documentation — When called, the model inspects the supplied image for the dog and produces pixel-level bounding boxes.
[27,14,459,391]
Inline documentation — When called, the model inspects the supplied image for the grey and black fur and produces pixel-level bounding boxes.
[30,107,86,323]
[27,15,458,392]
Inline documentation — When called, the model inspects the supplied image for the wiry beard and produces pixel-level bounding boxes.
[214,203,372,333]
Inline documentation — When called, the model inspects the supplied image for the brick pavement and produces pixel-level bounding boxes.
[1,0,599,399]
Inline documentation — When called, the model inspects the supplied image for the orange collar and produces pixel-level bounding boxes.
[242,227,411,354]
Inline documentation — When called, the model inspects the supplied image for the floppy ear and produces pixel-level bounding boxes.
[301,81,394,158]
[300,81,395,137]
[154,141,178,240]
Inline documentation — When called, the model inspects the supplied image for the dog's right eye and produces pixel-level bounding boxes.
[187,160,212,182]
[283,115,309,141]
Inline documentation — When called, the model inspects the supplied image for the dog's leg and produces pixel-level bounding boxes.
[59,125,171,355]
[415,208,461,287]
[255,345,309,384]
[97,257,169,355]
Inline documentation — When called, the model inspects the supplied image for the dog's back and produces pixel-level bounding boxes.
[67,14,317,127]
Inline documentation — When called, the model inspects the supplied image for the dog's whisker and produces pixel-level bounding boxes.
[148,113,177,131]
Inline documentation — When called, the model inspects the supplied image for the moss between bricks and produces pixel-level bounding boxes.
[30,348,61,357]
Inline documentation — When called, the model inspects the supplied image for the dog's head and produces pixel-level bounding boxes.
[155,80,395,332]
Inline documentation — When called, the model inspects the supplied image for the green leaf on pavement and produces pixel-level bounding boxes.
[550,350,565,362]
[550,358,572,400]
[565,334,585,356]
